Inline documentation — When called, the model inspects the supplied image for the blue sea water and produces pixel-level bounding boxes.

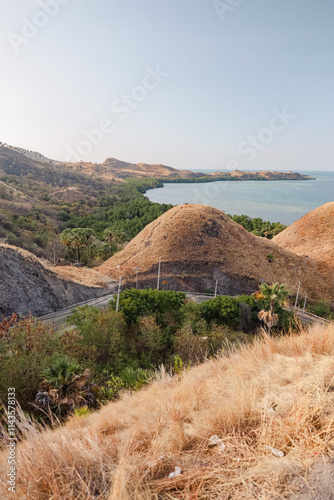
[147,171,334,225]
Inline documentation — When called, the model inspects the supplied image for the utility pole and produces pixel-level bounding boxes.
[302,293,308,320]
[214,280,218,298]
[294,282,301,308]
[116,276,122,313]
[157,256,161,290]
[134,267,140,289]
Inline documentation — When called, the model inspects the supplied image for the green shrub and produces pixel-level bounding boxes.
[67,306,126,365]
[109,289,186,328]
[200,296,241,327]
[0,315,65,410]
[307,300,331,319]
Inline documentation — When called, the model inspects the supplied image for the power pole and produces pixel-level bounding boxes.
[302,293,308,320]
[294,282,301,308]
[116,276,122,313]
[214,280,218,298]
[134,267,139,289]
[157,256,161,290]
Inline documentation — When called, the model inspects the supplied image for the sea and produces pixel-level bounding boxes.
[146,170,334,225]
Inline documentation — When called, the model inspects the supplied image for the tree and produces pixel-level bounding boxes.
[71,228,87,262]
[103,227,126,246]
[44,357,81,387]
[256,282,289,334]
[81,228,95,266]
[60,228,74,260]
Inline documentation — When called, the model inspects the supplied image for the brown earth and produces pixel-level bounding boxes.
[273,202,334,272]
[99,204,334,304]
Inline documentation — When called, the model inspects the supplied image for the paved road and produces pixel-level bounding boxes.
[38,291,216,327]
[38,291,333,328]
[39,292,117,327]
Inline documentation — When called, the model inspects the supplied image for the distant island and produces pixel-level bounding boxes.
[161,170,315,183]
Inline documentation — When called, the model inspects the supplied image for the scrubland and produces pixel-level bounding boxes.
[1,323,334,499]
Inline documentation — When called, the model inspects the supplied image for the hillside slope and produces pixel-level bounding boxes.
[273,202,334,271]
[0,245,105,319]
[2,323,334,499]
[99,204,333,303]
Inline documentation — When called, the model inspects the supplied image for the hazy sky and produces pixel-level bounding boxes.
[0,0,333,171]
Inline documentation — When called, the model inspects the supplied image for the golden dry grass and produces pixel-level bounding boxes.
[2,324,334,499]
[52,266,113,288]
[273,202,334,271]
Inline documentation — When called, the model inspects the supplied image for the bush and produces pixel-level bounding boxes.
[66,306,126,365]
[0,315,68,410]
[109,289,186,327]
[200,296,241,327]
[307,300,331,319]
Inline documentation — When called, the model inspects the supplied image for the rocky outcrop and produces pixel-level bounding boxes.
[0,245,105,319]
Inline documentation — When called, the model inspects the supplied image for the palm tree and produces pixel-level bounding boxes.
[60,229,74,253]
[71,228,87,262]
[44,357,80,387]
[256,282,289,334]
[81,228,95,266]
[103,227,126,249]
[38,358,92,414]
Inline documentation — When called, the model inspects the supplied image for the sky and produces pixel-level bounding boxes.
[0,0,333,171]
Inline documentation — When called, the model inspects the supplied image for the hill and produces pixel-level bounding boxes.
[273,202,334,272]
[210,169,315,180]
[75,156,204,180]
[2,323,334,499]
[0,244,105,319]
[99,204,333,304]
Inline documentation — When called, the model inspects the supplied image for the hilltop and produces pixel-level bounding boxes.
[0,244,106,319]
[2,322,334,499]
[99,204,333,304]
[273,202,334,272]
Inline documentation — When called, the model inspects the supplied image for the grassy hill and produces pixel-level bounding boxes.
[99,204,334,305]
[273,202,334,272]
[1,323,334,499]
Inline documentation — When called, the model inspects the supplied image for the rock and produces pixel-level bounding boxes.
[169,467,182,478]
[208,435,226,450]
[0,245,105,319]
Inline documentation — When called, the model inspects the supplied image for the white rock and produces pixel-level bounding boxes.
[266,445,284,457]
[208,435,226,450]
[169,467,182,478]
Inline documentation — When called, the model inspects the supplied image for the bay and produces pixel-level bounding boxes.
[147,171,334,225]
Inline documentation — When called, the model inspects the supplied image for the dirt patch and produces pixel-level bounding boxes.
[289,457,334,499]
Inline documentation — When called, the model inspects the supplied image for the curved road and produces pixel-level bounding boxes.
[38,291,333,328]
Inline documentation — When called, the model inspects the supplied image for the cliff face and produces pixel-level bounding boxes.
[0,245,105,319]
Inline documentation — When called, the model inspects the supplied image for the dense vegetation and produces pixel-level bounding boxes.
[0,287,296,417]
[227,214,287,238]
[0,172,287,262]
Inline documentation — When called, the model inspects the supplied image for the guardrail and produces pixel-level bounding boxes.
[291,306,334,325]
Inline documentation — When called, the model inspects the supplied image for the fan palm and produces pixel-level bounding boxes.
[256,282,289,334]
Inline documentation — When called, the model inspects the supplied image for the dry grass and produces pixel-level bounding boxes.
[52,266,113,288]
[273,202,334,272]
[2,324,334,499]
